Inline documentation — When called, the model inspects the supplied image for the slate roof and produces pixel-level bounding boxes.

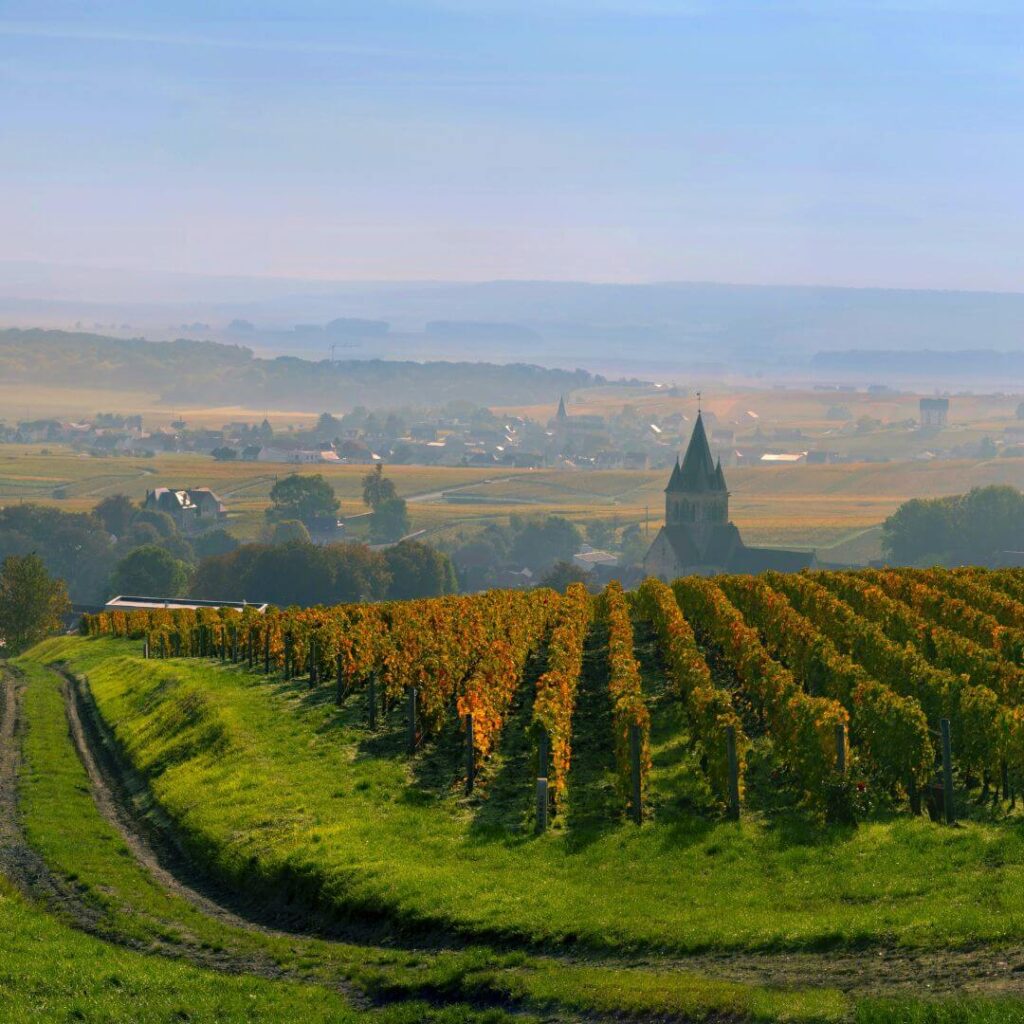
[668,413,726,493]
[659,523,743,566]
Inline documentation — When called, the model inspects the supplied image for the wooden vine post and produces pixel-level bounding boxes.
[536,728,549,833]
[629,723,643,825]
[335,654,345,706]
[941,718,955,825]
[368,671,378,730]
[407,687,418,753]
[725,724,741,821]
[308,638,317,689]
[465,714,475,795]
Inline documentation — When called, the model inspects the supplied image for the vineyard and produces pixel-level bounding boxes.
[83,566,1024,825]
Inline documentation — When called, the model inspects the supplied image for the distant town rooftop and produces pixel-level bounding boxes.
[104,596,268,613]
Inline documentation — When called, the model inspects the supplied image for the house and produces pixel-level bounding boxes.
[642,413,815,580]
[920,397,950,429]
[143,487,227,532]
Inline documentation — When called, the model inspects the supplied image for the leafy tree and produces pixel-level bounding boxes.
[268,474,339,524]
[93,494,137,537]
[111,545,191,597]
[133,508,178,538]
[509,516,582,572]
[192,528,239,560]
[0,554,70,653]
[211,446,238,461]
[585,519,616,550]
[538,560,591,593]
[271,520,312,545]
[362,464,397,509]
[369,497,410,543]
[0,505,113,604]
[618,523,648,566]
[328,544,392,603]
[242,542,337,606]
[882,485,1024,565]
[384,541,457,600]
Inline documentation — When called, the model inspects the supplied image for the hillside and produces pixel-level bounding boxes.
[0,328,603,410]
[10,569,1024,1020]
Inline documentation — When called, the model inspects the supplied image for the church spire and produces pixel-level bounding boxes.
[674,411,717,491]
[556,395,567,421]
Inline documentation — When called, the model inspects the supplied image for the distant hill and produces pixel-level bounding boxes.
[6,265,1024,376]
[0,328,605,410]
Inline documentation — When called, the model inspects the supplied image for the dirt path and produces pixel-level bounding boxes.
[24,663,1024,999]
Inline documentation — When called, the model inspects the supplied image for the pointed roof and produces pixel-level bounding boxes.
[668,412,726,493]
[664,456,682,492]
[556,395,568,420]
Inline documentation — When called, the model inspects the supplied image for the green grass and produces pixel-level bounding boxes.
[28,636,1024,956]
[0,874,497,1024]
[7,657,849,1023]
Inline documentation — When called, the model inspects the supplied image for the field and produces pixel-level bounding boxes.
[10,568,1024,1018]
[9,441,1024,555]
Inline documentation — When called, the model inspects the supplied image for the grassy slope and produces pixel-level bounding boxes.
[0,875,426,1024]
[30,636,1024,955]
[11,657,848,1024]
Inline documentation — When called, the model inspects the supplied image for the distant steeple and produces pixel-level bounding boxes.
[670,412,720,492]
[556,395,568,421]
[664,413,729,526]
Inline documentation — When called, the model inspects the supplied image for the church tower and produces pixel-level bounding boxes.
[664,412,728,528]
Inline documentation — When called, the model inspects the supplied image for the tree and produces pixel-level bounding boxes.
[881,497,959,565]
[362,464,397,510]
[585,519,616,550]
[93,494,137,537]
[384,541,457,600]
[509,516,582,572]
[369,497,410,543]
[268,474,339,524]
[270,519,312,545]
[211,446,238,461]
[133,508,177,538]
[111,545,191,597]
[538,560,591,593]
[0,505,114,604]
[193,528,239,560]
[0,554,70,653]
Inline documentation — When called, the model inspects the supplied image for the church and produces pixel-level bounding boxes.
[643,412,815,579]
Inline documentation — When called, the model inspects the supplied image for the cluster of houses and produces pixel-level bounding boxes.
[12,392,1020,471]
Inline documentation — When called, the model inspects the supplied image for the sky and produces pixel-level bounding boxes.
[2,1,1024,290]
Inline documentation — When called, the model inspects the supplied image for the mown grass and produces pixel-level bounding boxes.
[29,636,1024,957]
[0,874,505,1024]
[9,658,850,1023]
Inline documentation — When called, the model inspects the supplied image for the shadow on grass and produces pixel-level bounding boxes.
[561,621,621,853]
[465,649,546,844]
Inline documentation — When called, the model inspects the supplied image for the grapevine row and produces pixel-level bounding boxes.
[719,575,931,793]
[634,578,748,806]
[673,576,848,809]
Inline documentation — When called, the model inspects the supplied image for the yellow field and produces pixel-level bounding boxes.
[4,443,1024,555]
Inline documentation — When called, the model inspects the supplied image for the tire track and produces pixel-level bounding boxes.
[38,664,1024,999]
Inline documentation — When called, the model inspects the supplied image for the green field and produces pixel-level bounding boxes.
[8,596,1024,1020]
[8,441,1024,553]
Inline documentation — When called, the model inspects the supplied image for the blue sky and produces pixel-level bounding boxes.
[2,1,1023,288]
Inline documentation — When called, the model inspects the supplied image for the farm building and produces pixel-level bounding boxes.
[143,487,227,532]
[920,397,950,429]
